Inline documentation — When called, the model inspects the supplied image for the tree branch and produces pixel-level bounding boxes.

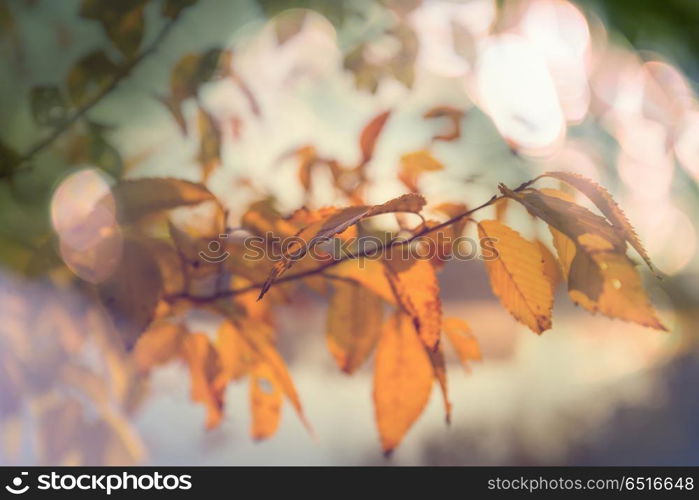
[5,14,182,176]
[164,191,506,303]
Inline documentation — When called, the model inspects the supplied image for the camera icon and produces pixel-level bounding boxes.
[5,472,29,495]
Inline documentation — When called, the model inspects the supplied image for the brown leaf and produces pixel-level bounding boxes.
[423,106,464,142]
[110,177,216,224]
[97,238,163,349]
[373,312,433,455]
[326,282,384,374]
[426,342,451,423]
[80,0,147,58]
[384,251,442,349]
[197,106,222,181]
[541,171,656,274]
[442,317,480,370]
[478,220,553,334]
[500,185,626,253]
[258,194,426,299]
[359,110,391,164]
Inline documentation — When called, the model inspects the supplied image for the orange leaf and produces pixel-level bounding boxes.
[478,220,553,333]
[373,312,433,455]
[132,320,187,373]
[181,333,224,430]
[326,282,384,374]
[398,150,444,192]
[325,257,396,304]
[384,252,442,349]
[359,110,391,164]
[442,317,481,369]
[537,240,562,292]
[249,363,283,440]
[258,194,426,299]
[235,318,312,434]
[426,342,451,424]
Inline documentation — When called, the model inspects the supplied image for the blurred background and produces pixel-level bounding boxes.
[2,0,699,465]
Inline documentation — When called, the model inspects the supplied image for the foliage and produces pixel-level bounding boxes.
[0,0,671,462]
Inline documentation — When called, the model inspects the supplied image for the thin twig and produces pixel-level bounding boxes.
[165,192,506,303]
[5,15,182,175]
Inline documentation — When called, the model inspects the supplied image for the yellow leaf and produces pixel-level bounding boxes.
[181,333,224,430]
[384,251,442,349]
[478,220,553,333]
[249,363,283,440]
[399,150,444,192]
[326,282,384,374]
[325,257,396,304]
[442,317,481,369]
[537,240,562,292]
[373,312,433,455]
[563,242,666,330]
[542,171,655,274]
[214,320,255,391]
[132,320,187,373]
[235,318,312,434]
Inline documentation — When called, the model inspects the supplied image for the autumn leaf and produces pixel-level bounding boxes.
[500,185,626,253]
[214,320,255,391]
[162,0,198,19]
[97,238,163,349]
[132,320,187,373]
[181,333,224,430]
[325,258,396,304]
[326,282,384,374]
[197,106,222,181]
[442,317,481,370]
[359,110,391,164]
[258,194,426,299]
[423,105,464,142]
[373,312,433,455]
[537,240,563,292]
[426,342,451,423]
[234,318,312,434]
[384,251,442,349]
[540,171,656,274]
[110,178,216,224]
[478,220,553,334]
[398,150,444,192]
[249,363,283,440]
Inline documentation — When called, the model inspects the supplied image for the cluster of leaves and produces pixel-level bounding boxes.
[39,111,658,455]
[0,0,667,460]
